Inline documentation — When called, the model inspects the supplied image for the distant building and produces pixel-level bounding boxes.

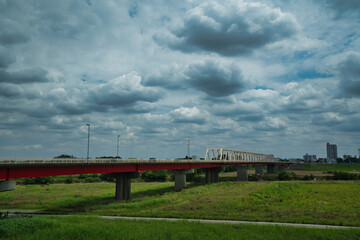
[326,142,338,164]
[318,158,326,163]
[343,155,352,160]
[303,153,317,163]
[290,158,304,164]
[191,155,200,160]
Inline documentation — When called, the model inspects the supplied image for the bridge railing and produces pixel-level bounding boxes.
[0,158,125,165]
[205,148,275,162]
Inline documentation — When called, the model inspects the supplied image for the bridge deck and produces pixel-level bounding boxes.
[0,158,277,166]
[0,158,287,181]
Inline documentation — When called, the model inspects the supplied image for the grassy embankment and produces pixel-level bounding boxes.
[1,181,359,227]
[1,216,360,240]
[304,163,360,172]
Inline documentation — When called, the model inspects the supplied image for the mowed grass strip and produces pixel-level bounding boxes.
[1,216,360,240]
[1,181,359,226]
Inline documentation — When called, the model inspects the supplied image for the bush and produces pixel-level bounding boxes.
[302,174,315,181]
[248,175,259,181]
[100,173,115,182]
[277,171,296,181]
[84,176,101,183]
[262,175,278,181]
[223,166,236,172]
[186,169,204,182]
[331,171,359,180]
[17,177,54,185]
[78,174,87,179]
[64,176,74,184]
[141,171,168,182]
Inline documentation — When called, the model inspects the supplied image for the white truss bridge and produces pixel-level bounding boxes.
[205,148,275,162]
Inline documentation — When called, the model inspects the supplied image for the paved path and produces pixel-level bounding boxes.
[2,210,357,230]
[100,216,359,229]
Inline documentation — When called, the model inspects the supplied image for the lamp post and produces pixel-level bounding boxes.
[86,124,90,163]
[117,135,120,158]
[187,139,190,158]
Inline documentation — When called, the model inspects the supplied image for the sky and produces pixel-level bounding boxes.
[0,0,359,159]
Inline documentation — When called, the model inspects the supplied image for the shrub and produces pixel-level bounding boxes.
[100,173,115,182]
[248,175,259,181]
[64,176,74,184]
[186,169,204,182]
[302,174,315,181]
[262,175,278,181]
[84,175,101,183]
[17,177,54,185]
[277,171,296,181]
[332,171,359,180]
[78,174,87,179]
[141,171,168,182]
[223,166,236,172]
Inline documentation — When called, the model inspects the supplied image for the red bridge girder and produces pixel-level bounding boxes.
[0,163,222,180]
[0,162,290,181]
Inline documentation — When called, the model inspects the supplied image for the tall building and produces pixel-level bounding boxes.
[326,142,338,163]
[303,153,317,162]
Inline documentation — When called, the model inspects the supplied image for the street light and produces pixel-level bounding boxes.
[187,139,190,158]
[117,135,120,158]
[86,124,90,163]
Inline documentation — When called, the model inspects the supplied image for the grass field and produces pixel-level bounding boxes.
[304,164,360,172]
[1,216,360,240]
[1,181,359,227]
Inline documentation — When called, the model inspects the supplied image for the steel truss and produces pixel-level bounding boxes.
[205,148,274,162]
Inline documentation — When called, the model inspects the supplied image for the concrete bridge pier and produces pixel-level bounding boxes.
[0,181,16,192]
[278,165,288,171]
[110,172,140,201]
[236,166,248,181]
[168,169,194,191]
[267,164,278,174]
[205,167,221,183]
[255,165,264,176]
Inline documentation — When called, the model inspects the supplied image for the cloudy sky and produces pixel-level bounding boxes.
[1,0,359,159]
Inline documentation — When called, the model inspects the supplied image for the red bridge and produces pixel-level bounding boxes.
[0,149,289,200]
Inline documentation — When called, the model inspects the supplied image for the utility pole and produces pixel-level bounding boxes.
[187,139,190,158]
[86,124,90,163]
[117,135,120,158]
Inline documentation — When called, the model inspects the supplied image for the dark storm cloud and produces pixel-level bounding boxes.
[338,53,360,97]
[154,1,297,56]
[143,60,245,97]
[0,68,50,84]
